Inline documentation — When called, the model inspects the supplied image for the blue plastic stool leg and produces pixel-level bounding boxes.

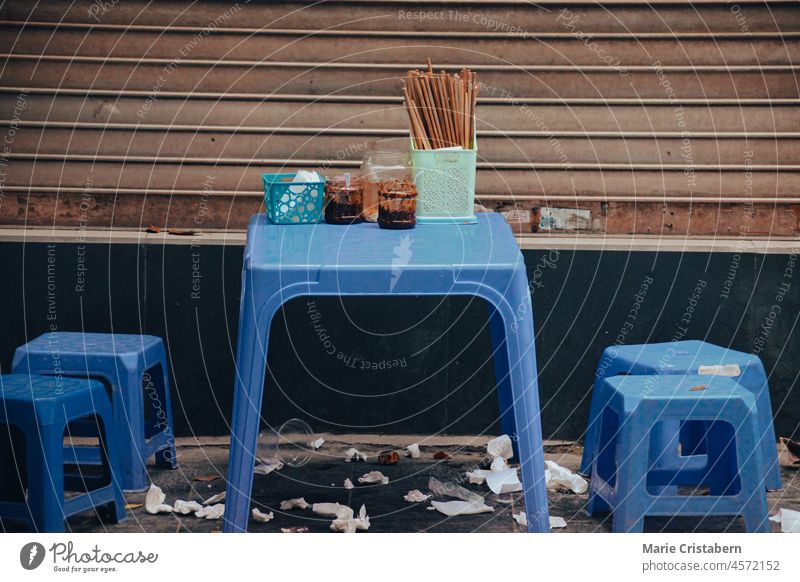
[610,411,649,533]
[488,305,517,450]
[28,423,66,533]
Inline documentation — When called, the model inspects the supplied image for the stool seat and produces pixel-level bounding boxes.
[580,340,781,491]
[0,374,127,532]
[12,332,178,492]
[586,374,770,533]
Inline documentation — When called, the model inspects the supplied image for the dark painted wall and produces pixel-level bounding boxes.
[0,240,797,440]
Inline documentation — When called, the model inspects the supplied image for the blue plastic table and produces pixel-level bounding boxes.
[223,213,549,532]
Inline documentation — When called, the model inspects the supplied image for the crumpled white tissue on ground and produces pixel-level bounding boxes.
[487,435,513,460]
[280,497,310,510]
[770,508,800,533]
[173,500,203,515]
[358,471,389,485]
[404,489,431,502]
[310,437,325,450]
[203,491,226,505]
[253,459,284,475]
[406,443,420,458]
[344,478,354,489]
[486,468,523,494]
[145,484,173,514]
[431,500,494,516]
[549,516,567,529]
[466,469,491,485]
[330,504,370,533]
[195,503,225,520]
[513,511,566,529]
[490,456,509,472]
[344,448,368,462]
[312,502,353,519]
[545,460,588,494]
[429,476,483,503]
[251,508,274,523]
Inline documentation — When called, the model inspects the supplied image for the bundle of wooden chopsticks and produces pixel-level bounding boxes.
[403,60,478,150]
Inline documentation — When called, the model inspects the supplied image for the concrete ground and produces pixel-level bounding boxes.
[4,435,799,533]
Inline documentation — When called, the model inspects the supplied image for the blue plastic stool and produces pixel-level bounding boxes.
[585,374,769,533]
[580,340,781,491]
[223,213,550,533]
[12,333,177,492]
[0,374,127,532]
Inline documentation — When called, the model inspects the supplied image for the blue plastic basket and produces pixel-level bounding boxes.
[262,173,325,224]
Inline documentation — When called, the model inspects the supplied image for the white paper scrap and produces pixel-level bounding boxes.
[253,459,284,475]
[312,502,353,520]
[431,500,494,516]
[512,511,527,527]
[486,468,523,494]
[545,460,588,494]
[487,435,514,460]
[770,508,800,533]
[251,508,274,523]
[698,364,741,377]
[406,443,420,458]
[344,478,354,490]
[490,456,509,472]
[203,491,226,505]
[428,476,483,503]
[466,469,491,485]
[550,516,567,529]
[331,504,370,533]
[310,437,325,450]
[173,500,203,515]
[344,448,368,462]
[358,471,389,485]
[195,503,225,520]
[280,497,310,510]
[404,490,431,503]
[145,484,173,514]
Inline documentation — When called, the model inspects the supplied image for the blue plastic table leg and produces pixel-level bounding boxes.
[488,305,518,453]
[223,285,275,534]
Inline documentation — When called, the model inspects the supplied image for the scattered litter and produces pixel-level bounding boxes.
[124,503,143,510]
[433,451,452,460]
[378,450,400,465]
[280,497,310,510]
[251,508,274,523]
[203,491,226,505]
[466,469,491,485]
[486,468,523,494]
[173,500,203,515]
[406,443,420,458]
[404,490,431,503]
[344,448,368,462]
[331,504,370,533]
[769,508,800,533]
[145,484,173,514]
[490,456,509,472]
[358,471,389,485]
[688,384,708,392]
[698,363,741,377]
[512,511,527,527]
[431,500,494,516]
[281,526,310,533]
[344,478,354,490]
[310,437,325,450]
[312,502,353,519]
[428,476,483,503]
[545,460,588,494]
[779,437,800,468]
[192,474,220,483]
[426,506,436,511]
[253,459,284,475]
[195,503,225,520]
[487,435,513,460]
[549,516,567,529]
